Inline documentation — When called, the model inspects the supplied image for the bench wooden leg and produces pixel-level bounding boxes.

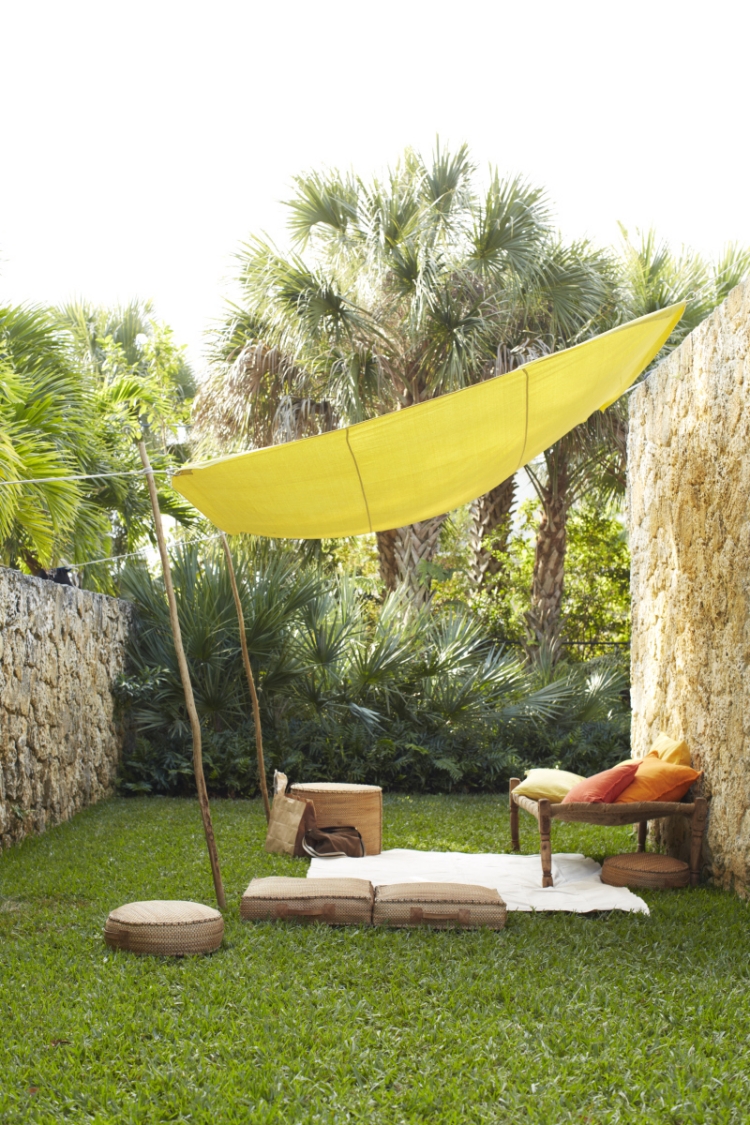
[539,798,553,887]
[690,797,708,886]
[637,820,648,853]
[509,778,520,851]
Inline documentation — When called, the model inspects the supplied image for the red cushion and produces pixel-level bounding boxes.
[561,761,640,804]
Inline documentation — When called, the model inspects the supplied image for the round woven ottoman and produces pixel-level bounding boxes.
[601,853,690,890]
[104,900,224,956]
[290,783,382,855]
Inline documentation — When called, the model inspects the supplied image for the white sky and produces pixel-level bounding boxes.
[2,0,748,375]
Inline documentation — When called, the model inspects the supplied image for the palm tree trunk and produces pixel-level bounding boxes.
[376,530,399,592]
[469,476,516,586]
[468,347,525,588]
[394,516,446,607]
[527,459,569,656]
[22,550,50,578]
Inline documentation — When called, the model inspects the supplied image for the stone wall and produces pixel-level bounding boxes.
[628,281,750,893]
[0,567,136,848]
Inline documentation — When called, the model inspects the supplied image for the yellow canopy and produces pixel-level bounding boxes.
[173,303,683,537]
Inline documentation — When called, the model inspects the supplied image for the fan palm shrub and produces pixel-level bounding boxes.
[117,539,628,795]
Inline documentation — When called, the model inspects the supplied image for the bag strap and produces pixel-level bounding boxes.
[302,838,350,859]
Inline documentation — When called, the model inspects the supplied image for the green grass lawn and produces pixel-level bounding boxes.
[1,795,749,1124]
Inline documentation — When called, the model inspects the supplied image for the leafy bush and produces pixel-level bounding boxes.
[117,541,630,797]
[432,497,631,660]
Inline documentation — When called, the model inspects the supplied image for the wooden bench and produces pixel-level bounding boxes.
[509,778,708,888]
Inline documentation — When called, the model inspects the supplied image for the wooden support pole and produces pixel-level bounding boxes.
[690,796,708,886]
[509,778,520,852]
[138,442,226,908]
[538,798,553,888]
[220,532,271,822]
[637,819,648,853]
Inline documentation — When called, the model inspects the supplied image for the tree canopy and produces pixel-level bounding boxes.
[0,300,196,590]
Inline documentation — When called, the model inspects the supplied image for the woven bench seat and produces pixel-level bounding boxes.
[509,778,708,888]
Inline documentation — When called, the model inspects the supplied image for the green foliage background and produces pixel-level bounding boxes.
[426,496,631,660]
[472,498,630,654]
[117,539,630,799]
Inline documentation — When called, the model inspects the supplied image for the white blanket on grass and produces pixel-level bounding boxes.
[308,849,649,914]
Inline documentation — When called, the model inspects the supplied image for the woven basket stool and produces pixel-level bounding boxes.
[241,877,374,925]
[601,853,690,890]
[373,882,507,929]
[103,900,224,956]
[290,783,382,856]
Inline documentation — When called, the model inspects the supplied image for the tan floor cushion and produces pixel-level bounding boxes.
[104,900,224,955]
[601,853,690,889]
[241,876,373,925]
[373,882,507,929]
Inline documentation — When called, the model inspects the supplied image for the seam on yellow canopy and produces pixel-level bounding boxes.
[345,427,372,533]
[515,369,530,472]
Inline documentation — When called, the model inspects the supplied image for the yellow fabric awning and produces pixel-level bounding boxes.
[173,303,683,537]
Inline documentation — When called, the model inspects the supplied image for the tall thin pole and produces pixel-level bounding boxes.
[138,442,226,908]
[220,533,271,822]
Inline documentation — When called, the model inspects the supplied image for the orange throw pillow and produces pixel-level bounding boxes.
[562,761,640,804]
[615,756,702,803]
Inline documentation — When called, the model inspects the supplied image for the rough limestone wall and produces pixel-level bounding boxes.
[0,567,136,848]
[628,281,750,892]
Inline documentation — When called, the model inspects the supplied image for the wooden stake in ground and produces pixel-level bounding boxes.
[138,442,226,908]
[220,532,271,822]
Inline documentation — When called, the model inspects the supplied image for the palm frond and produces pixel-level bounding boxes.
[418,139,475,224]
[618,225,713,342]
[285,170,360,248]
[468,172,550,278]
[525,239,613,345]
[712,242,750,304]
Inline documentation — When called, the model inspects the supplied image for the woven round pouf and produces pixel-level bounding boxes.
[104,900,224,956]
[290,783,382,855]
[601,853,690,890]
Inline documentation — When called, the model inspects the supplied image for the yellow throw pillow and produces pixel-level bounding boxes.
[513,769,586,804]
[646,732,691,767]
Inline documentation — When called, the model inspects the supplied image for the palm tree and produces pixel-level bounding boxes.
[524,229,750,656]
[0,305,85,573]
[619,227,750,330]
[515,242,619,653]
[60,298,196,403]
[200,144,611,603]
[525,422,623,657]
[0,301,197,588]
[58,299,199,574]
